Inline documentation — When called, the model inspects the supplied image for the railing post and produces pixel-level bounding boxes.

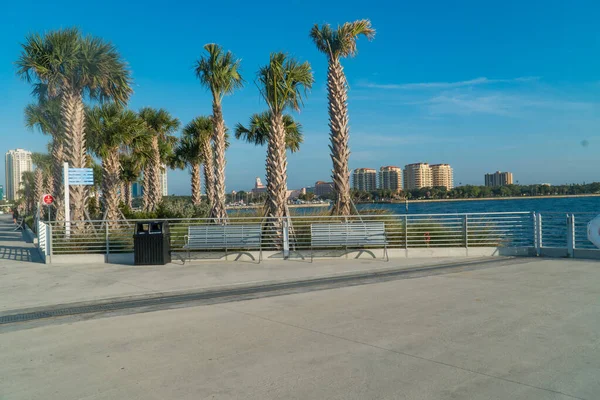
[566,214,575,257]
[47,223,52,263]
[282,218,290,259]
[536,213,543,256]
[464,215,469,249]
[404,215,408,250]
[105,222,110,260]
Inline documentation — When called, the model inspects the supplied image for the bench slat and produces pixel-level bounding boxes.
[311,222,387,247]
[185,224,262,250]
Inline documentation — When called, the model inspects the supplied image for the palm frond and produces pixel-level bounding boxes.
[86,103,142,159]
[257,52,313,114]
[310,20,375,59]
[195,43,244,100]
[235,112,303,152]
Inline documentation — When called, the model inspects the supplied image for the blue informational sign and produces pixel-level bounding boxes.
[68,168,94,185]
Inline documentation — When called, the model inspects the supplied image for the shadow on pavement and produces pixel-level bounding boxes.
[0,245,42,262]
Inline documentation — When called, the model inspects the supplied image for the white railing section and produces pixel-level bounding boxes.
[45,212,536,257]
[37,220,52,263]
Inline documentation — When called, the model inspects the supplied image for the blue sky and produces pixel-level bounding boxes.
[1,0,598,194]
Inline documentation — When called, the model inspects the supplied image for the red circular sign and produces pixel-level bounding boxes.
[42,194,54,205]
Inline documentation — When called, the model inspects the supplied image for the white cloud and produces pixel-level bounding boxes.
[360,76,538,90]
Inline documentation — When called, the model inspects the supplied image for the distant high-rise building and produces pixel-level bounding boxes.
[378,166,402,193]
[485,171,513,187]
[403,163,433,190]
[315,181,334,196]
[352,168,377,191]
[5,149,32,201]
[131,181,142,198]
[431,164,454,189]
[0,184,4,201]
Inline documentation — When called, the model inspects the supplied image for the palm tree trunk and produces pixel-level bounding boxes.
[62,89,88,224]
[51,137,65,221]
[327,57,352,216]
[124,182,132,208]
[143,136,162,212]
[211,101,228,222]
[265,113,288,219]
[142,164,151,211]
[191,164,201,205]
[34,168,44,217]
[52,139,65,221]
[102,150,121,223]
[202,137,215,210]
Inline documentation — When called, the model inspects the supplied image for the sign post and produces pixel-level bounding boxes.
[64,162,70,238]
[63,162,94,238]
[42,194,54,223]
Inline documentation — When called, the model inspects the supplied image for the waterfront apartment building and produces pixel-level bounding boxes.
[378,166,403,193]
[130,165,168,197]
[353,168,377,191]
[5,149,32,201]
[315,181,334,196]
[431,164,454,189]
[403,163,433,190]
[485,171,514,187]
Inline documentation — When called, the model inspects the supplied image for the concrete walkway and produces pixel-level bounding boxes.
[0,214,41,263]
[1,257,599,399]
[0,252,489,312]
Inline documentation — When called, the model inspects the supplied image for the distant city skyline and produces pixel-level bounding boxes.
[1,1,598,196]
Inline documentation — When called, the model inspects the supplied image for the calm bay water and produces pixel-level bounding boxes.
[356,196,600,215]
[234,196,600,216]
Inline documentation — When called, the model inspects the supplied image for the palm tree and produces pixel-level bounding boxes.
[24,98,65,221]
[235,112,303,153]
[310,20,375,215]
[182,117,215,209]
[120,154,142,209]
[171,130,203,205]
[87,103,142,222]
[138,108,180,212]
[16,27,132,223]
[31,153,52,217]
[20,171,36,216]
[195,44,243,221]
[256,52,313,219]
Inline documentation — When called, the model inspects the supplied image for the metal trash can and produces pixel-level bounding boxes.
[133,221,171,265]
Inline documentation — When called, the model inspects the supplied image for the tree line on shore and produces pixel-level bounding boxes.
[15,21,375,226]
[348,182,600,202]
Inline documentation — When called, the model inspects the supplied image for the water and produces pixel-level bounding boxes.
[357,196,600,214]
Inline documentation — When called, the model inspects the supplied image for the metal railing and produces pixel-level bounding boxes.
[44,212,536,258]
[535,212,600,253]
[36,220,51,263]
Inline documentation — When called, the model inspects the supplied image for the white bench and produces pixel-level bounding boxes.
[310,222,388,261]
[183,224,262,262]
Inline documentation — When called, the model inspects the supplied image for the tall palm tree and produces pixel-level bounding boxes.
[182,117,215,209]
[235,112,303,152]
[16,27,132,223]
[171,130,203,205]
[87,103,142,222]
[138,108,180,212]
[256,52,313,219]
[310,20,375,215]
[31,153,52,216]
[195,44,243,221]
[24,98,65,221]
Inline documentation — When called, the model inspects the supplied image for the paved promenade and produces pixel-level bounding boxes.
[1,214,599,399]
